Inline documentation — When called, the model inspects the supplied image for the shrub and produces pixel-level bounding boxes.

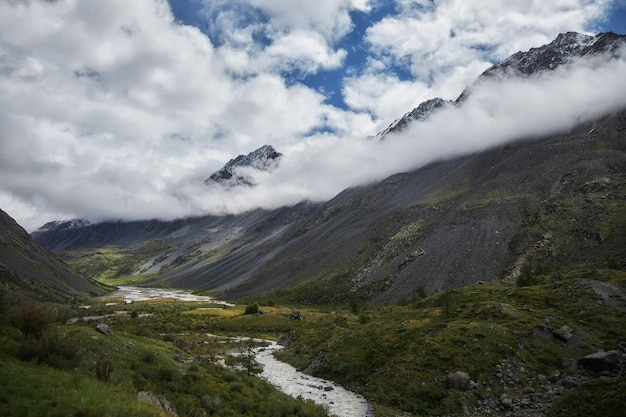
[516,268,540,287]
[18,331,81,369]
[244,304,259,315]
[348,293,361,315]
[95,354,114,383]
[417,284,428,299]
[11,302,59,338]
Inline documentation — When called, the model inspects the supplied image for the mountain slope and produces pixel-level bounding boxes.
[31,109,626,304]
[222,109,626,303]
[0,209,108,303]
[31,32,626,304]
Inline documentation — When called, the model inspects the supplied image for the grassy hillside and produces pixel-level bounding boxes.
[260,267,626,416]
[60,240,172,286]
[0,292,329,417]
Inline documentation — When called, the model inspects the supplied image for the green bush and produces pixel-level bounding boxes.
[516,268,540,287]
[244,304,260,315]
[11,302,59,338]
[18,331,81,369]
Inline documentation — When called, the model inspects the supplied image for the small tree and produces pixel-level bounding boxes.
[239,339,262,375]
[244,304,259,315]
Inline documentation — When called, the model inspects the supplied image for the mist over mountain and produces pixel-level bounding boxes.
[29,32,626,303]
[205,145,283,188]
[377,31,626,139]
[2,16,626,231]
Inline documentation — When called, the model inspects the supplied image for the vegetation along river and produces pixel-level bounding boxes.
[111,287,372,417]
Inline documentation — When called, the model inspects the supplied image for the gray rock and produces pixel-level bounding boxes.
[579,350,621,372]
[561,376,579,388]
[138,391,178,416]
[95,323,112,336]
[553,325,574,342]
[447,371,472,391]
[290,310,304,320]
[500,393,513,408]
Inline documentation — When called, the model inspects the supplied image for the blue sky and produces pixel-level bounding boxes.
[1,0,625,230]
[167,0,626,110]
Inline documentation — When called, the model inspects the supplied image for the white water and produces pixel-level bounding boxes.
[108,288,372,416]
[253,341,372,417]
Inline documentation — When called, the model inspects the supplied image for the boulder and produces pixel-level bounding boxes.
[553,325,574,342]
[578,350,621,372]
[138,391,178,416]
[290,310,303,320]
[95,323,113,336]
[446,371,472,391]
[500,393,513,408]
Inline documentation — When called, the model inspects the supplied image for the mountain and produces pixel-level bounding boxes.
[32,108,626,303]
[378,31,626,139]
[0,209,107,303]
[32,32,626,304]
[205,144,283,187]
[375,97,451,139]
[480,31,626,79]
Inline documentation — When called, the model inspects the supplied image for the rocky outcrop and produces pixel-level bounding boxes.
[95,323,113,336]
[578,350,621,372]
[205,144,283,187]
[137,391,178,416]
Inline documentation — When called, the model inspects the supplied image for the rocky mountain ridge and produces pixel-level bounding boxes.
[205,144,283,187]
[378,31,626,138]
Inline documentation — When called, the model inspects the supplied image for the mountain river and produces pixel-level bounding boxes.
[108,287,373,417]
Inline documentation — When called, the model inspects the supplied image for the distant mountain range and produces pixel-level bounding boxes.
[22,32,626,304]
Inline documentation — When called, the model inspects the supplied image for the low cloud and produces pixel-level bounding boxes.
[0,0,623,231]
[175,51,626,216]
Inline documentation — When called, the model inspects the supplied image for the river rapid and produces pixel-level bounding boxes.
[253,341,372,417]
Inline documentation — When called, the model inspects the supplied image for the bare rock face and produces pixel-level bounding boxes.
[578,350,621,372]
[137,391,178,416]
[205,144,283,188]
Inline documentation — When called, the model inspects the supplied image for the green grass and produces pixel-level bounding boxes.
[0,359,163,417]
[267,269,626,416]
[61,240,172,285]
[3,260,625,417]
[0,294,331,417]
[548,378,626,417]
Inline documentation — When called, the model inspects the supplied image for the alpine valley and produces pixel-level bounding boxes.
[2,31,626,417]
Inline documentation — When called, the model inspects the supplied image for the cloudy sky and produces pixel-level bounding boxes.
[1,0,625,231]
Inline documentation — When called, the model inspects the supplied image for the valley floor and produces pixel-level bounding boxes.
[2,266,626,417]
